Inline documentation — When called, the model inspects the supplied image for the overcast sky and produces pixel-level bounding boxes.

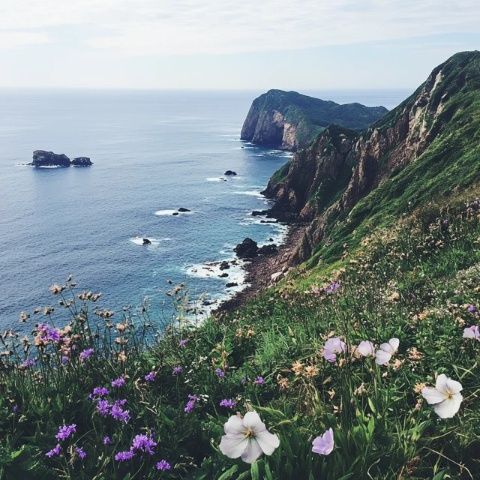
[0,0,479,90]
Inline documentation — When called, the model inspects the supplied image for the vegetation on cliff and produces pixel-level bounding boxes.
[241,90,387,151]
[0,52,479,479]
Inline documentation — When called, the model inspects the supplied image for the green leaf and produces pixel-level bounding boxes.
[218,465,239,480]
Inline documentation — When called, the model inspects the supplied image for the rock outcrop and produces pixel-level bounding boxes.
[241,90,387,151]
[264,51,480,263]
[234,238,259,258]
[31,151,93,167]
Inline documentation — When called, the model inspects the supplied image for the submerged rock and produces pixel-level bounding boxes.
[219,261,230,270]
[234,238,258,258]
[71,157,93,167]
[31,150,71,167]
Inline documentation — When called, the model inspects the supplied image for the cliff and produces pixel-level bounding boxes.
[265,51,480,264]
[241,89,387,150]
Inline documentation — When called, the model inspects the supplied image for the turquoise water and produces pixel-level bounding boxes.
[0,89,410,328]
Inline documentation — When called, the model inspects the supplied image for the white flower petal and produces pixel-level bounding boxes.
[445,378,463,395]
[241,438,263,463]
[435,374,449,394]
[357,341,375,357]
[375,349,392,365]
[388,338,400,351]
[421,386,446,405]
[243,411,265,432]
[433,394,463,419]
[255,430,280,455]
[379,343,394,354]
[219,433,248,459]
[224,414,245,435]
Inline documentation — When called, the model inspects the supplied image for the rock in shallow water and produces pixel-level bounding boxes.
[71,157,93,167]
[234,238,258,258]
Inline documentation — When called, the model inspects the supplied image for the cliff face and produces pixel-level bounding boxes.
[265,51,480,264]
[241,90,387,151]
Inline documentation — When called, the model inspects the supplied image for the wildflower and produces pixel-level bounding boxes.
[115,450,135,462]
[96,399,111,417]
[19,358,36,369]
[79,348,94,362]
[254,376,265,385]
[55,424,77,442]
[408,347,424,361]
[356,341,375,357]
[144,371,156,382]
[387,291,400,302]
[46,444,62,458]
[277,377,289,390]
[215,368,225,378]
[353,383,367,396]
[179,339,188,348]
[219,411,280,463]
[325,281,341,295]
[375,338,399,365]
[36,324,61,344]
[103,436,112,445]
[414,382,426,394]
[421,374,463,419]
[219,399,237,409]
[75,447,87,460]
[304,365,319,378]
[172,366,183,375]
[131,434,157,455]
[49,284,64,295]
[463,325,480,341]
[323,337,346,363]
[110,400,130,423]
[184,394,199,413]
[111,376,126,388]
[118,351,127,363]
[156,459,172,471]
[467,304,478,314]
[91,387,109,398]
[61,356,69,365]
[291,360,304,375]
[312,428,334,456]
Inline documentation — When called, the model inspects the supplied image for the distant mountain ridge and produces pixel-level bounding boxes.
[241,89,387,151]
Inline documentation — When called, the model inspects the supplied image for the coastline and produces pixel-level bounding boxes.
[215,221,306,313]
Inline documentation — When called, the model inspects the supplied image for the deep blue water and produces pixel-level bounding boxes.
[0,89,410,329]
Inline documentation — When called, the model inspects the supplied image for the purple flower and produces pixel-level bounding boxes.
[215,368,225,378]
[103,436,112,445]
[144,371,156,382]
[254,376,265,385]
[219,399,237,409]
[12,404,19,413]
[131,434,157,455]
[75,447,87,460]
[111,376,126,388]
[184,394,199,413]
[115,450,135,462]
[463,325,480,341]
[323,337,346,363]
[37,324,61,343]
[156,459,172,471]
[55,424,76,442]
[20,358,36,369]
[467,304,478,314]
[312,428,334,455]
[325,281,341,295]
[91,386,109,397]
[61,356,69,365]
[46,444,62,458]
[96,399,111,417]
[179,339,188,348]
[110,400,130,423]
[79,348,94,362]
[172,366,183,376]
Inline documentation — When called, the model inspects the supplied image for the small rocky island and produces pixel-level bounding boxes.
[30,150,93,167]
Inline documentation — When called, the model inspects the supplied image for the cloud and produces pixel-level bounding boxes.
[0,31,50,49]
[0,0,479,54]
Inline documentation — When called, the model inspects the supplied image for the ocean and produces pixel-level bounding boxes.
[0,89,411,330]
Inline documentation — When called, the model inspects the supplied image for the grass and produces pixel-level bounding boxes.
[0,192,479,479]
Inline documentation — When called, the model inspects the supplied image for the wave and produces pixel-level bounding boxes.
[206,177,227,182]
[233,189,264,198]
[154,209,193,216]
[129,236,170,246]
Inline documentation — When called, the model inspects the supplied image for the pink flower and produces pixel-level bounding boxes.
[357,340,375,357]
[312,428,334,455]
[463,325,480,341]
[323,337,346,363]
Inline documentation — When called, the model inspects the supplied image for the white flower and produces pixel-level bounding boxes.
[463,325,480,341]
[375,338,399,365]
[219,412,280,463]
[357,340,375,357]
[421,374,463,419]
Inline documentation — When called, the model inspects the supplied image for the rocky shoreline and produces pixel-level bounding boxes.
[215,221,306,313]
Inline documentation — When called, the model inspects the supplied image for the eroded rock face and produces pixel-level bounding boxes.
[264,52,480,264]
[31,150,71,167]
[241,89,387,151]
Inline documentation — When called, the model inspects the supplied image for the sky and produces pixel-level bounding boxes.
[0,0,479,90]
